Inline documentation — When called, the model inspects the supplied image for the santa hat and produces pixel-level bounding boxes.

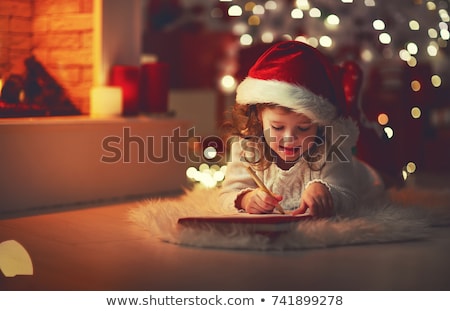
[236,40,348,125]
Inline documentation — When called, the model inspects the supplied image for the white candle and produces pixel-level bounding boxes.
[90,86,123,117]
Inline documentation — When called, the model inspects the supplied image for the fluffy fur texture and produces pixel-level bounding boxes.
[129,185,450,251]
[236,77,337,125]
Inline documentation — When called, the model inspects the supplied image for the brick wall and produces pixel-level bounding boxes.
[0,0,93,114]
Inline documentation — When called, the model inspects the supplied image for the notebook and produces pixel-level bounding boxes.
[177,212,312,235]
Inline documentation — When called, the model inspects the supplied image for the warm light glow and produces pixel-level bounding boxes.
[341,0,353,3]
[90,86,123,117]
[407,56,418,67]
[307,37,319,47]
[431,75,442,87]
[411,107,422,119]
[378,113,389,125]
[228,5,243,17]
[0,79,3,93]
[406,42,419,55]
[252,4,265,15]
[406,162,417,174]
[296,0,310,10]
[426,1,436,10]
[379,33,391,44]
[265,1,277,10]
[384,127,394,139]
[203,146,218,160]
[248,15,260,26]
[428,28,438,38]
[411,80,421,92]
[364,0,376,7]
[373,19,385,30]
[399,49,412,61]
[232,22,248,35]
[441,29,450,40]
[240,34,253,45]
[427,43,438,56]
[186,167,197,179]
[319,36,333,47]
[361,49,373,62]
[439,9,450,22]
[309,8,321,18]
[261,32,274,43]
[409,20,420,30]
[326,14,340,26]
[244,2,256,11]
[220,75,237,93]
[291,8,304,19]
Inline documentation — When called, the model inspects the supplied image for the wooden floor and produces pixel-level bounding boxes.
[1,175,450,291]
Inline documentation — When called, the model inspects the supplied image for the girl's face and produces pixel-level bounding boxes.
[260,106,319,163]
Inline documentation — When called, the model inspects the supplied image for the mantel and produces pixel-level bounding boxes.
[0,115,192,216]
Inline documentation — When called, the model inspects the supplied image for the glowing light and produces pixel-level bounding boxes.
[295,36,308,43]
[240,34,253,46]
[248,15,260,26]
[402,169,408,181]
[364,0,376,7]
[427,43,438,56]
[306,37,319,47]
[253,4,265,15]
[426,1,436,10]
[261,32,274,43]
[409,20,420,30]
[406,42,418,55]
[379,33,391,44]
[411,80,421,92]
[296,0,310,10]
[291,8,304,19]
[326,14,340,25]
[309,8,321,18]
[186,167,197,179]
[203,146,218,160]
[406,162,417,174]
[384,127,394,139]
[319,36,333,47]
[428,28,438,38]
[439,9,450,22]
[373,19,385,30]
[213,170,225,182]
[232,23,248,35]
[440,22,449,31]
[220,75,237,93]
[228,5,243,17]
[377,113,389,125]
[411,107,422,119]
[431,75,442,87]
[441,29,450,40]
[399,49,412,61]
[407,56,418,67]
[199,163,209,172]
[341,0,353,3]
[361,49,373,62]
[282,34,293,41]
[265,1,277,10]
[244,2,255,11]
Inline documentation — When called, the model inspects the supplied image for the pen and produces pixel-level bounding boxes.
[246,166,285,214]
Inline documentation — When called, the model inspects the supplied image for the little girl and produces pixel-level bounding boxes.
[220,41,384,217]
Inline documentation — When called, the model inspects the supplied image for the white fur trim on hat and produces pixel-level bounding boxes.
[236,77,338,125]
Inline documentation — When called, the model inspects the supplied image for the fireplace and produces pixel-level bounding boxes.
[0,0,194,216]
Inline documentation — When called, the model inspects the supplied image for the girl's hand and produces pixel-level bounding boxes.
[292,182,334,218]
[238,189,283,214]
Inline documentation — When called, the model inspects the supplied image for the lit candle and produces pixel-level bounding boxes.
[90,86,123,117]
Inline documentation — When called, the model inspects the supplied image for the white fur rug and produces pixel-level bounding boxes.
[129,185,450,251]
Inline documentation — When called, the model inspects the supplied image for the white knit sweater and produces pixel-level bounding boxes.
[219,118,385,214]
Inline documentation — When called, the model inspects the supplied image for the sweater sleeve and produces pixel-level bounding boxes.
[219,139,257,210]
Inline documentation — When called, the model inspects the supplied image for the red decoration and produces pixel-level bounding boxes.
[139,62,169,113]
[110,65,140,116]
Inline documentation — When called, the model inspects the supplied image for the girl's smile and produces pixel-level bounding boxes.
[260,106,318,164]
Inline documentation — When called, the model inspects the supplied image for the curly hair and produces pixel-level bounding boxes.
[221,103,327,171]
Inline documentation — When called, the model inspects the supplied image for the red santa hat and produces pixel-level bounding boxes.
[236,40,348,125]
